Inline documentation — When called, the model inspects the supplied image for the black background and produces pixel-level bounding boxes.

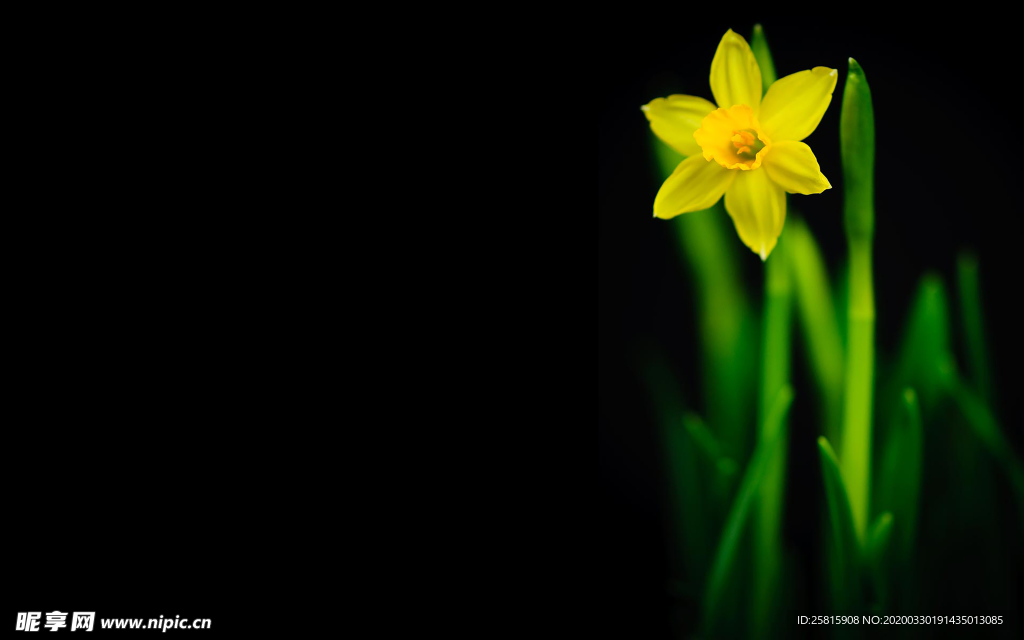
[3,14,303,635]
[6,138,280,637]
[8,247,270,636]
[599,16,1024,638]
[1,10,335,639]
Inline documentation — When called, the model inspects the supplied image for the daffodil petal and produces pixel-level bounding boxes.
[642,94,718,157]
[724,168,786,260]
[763,141,832,194]
[709,29,762,113]
[654,155,736,219]
[760,67,838,142]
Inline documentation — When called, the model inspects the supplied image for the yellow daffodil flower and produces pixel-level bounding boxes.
[643,29,836,260]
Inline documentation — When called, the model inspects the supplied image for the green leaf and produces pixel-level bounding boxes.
[875,388,923,558]
[818,436,861,611]
[650,132,757,459]
[750,24,777,93]
[683,413,739,480]
[866,512,894,564]
[683,411,726,461]
[683,412,739,509]
[703,385,794,634]
[865,511,894,607]
[948,378,1024,515]
[787,216,843,445]
[886,274,951,411]
[956,254,994,403]
[639,354,708,584]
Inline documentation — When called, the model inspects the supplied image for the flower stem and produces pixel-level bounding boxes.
[753,235,792,633]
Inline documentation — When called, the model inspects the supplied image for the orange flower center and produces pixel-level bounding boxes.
[730,130,763,156]
[693,104,772,170]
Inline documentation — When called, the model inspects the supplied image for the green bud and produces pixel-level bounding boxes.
[840,58,875,238]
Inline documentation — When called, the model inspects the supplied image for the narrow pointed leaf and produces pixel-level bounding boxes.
[886,274,951,412]
[948,377,1024,511]
[684,412,739,508]
[866,511,894,563]
[639,354,708,583]
[956,254,994,403]
[865,511,894,607]
[683,411,726,461]
[703,386,794,633]
[683,416,739,484]
[818,436,861,611]
[875,388,923,557]
[787,216,843,445]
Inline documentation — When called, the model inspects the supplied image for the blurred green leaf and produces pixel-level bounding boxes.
[639,354,708,585]
[865,511,894,607]
[684,412,739,507]
[683,411,727,461]
[886,274,951,411]
[875,388,923,559]
[866,511,894,564]
[819,436,861,611]
[787,216,843,445]
[703,386,794,634]
[750,24,777,92]
[948,377,1024,513]
[943,372,1018,611]
[956,254,994,403]
[877,276,948,560]
[651,133,757,460]
[684,414,739,480]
